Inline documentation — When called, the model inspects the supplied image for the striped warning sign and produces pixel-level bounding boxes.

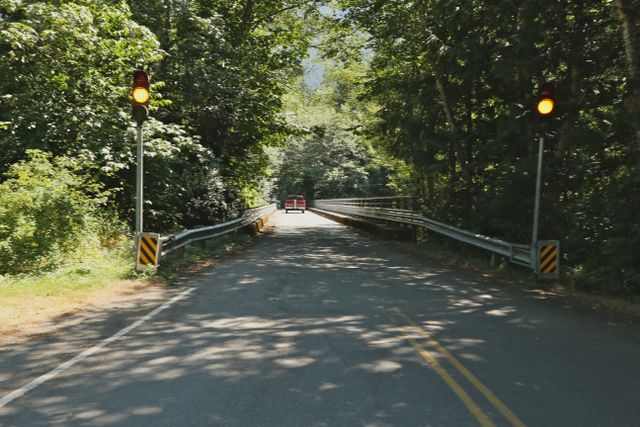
[538,240,559,279]
[137,233,160,271]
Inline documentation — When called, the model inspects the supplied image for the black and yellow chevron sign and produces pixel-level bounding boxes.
[538,240,560,279]
[137,233,160,270]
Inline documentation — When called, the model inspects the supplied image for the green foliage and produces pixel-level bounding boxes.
[276,126,370,199]
[1,0,317,241]
[0,150,103,274]
[0,0,321,279]
[107,118,238,232]
[0,0,162,170]
[1,0,636,297]
[127,0,314,199]
[326,0,640,294]
[273,73,392,200]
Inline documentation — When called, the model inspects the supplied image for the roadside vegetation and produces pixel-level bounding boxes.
[314,1,640,297]
[0,227,254,337]
[0,244,137,337]
[0,0,311,308]
[0,0,639,313]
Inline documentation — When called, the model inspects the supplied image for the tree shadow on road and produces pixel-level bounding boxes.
[1,216,639,426]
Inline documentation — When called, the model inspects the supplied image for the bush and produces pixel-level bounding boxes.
[0,150,103,275]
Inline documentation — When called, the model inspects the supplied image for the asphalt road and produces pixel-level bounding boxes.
[1,211,639,427]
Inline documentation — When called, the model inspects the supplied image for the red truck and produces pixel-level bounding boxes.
[284,195,306,213]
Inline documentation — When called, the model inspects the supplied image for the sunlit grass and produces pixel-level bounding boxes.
[0,239,153,336]
[0,231,255,336]
[0,240,135,297]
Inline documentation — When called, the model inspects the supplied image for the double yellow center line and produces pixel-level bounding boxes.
[393,310,526,427]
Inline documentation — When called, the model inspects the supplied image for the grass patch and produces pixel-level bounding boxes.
[0,246,133,298]
[0,240,156,337]
[0,230,257,337]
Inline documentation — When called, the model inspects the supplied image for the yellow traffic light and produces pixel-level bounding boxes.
[132,87,150,104]
[131,70,150,124]
[537,98,554,116]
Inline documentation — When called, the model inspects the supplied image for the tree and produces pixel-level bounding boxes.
[0,150,103,274]
[127,0,316,200]
[274,66,391,201]
[614,0,640,158]
[0,0,162,171]
[329,0,640,294]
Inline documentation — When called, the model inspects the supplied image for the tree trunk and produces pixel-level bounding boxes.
[161,0,176,82]
[556,0,585,161]
[614,0,640,157]
[615,0,640,82]
[436,76,474,215]
[435,76,458,187]
[234,0,255,47]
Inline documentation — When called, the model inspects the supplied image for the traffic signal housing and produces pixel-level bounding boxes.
[131,70,150,124]
[536,82,555,117]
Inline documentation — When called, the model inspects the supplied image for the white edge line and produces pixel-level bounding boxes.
[0,287,196,409]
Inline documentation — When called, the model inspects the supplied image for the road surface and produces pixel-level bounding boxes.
[1,211,639,426]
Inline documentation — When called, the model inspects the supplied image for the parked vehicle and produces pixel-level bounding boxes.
[284,195,306,213]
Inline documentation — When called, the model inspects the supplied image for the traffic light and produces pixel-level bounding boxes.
[536,82,555,117]
[131,70,150,124]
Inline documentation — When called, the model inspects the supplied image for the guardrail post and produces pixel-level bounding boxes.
[537,240,560,280]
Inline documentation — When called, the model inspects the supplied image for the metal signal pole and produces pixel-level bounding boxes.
[135,124,144,236]
[531,82,555,275]
[531,134,544,272]
[131,70,150,237]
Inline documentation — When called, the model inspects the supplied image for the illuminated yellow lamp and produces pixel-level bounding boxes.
[132,87,150,104]
[537,98,554,116]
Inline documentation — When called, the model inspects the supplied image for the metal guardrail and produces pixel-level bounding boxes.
[160,203,277,259]
[313,198,533,269]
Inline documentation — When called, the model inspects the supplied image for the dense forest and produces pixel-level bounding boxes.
[0,0,639,295]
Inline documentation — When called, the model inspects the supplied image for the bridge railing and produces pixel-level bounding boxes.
[313,198,533,269]
[160,203,277,259]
